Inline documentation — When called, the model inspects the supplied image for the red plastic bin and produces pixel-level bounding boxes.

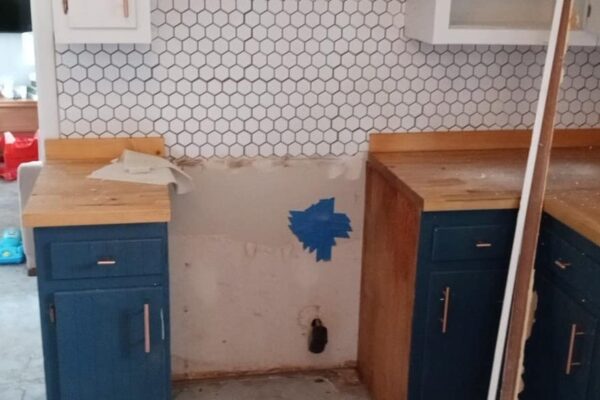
[1,131,39,181]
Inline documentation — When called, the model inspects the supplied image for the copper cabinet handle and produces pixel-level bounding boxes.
[440,287,451,334]
[476,241,492,248]
[97,259,117,266]
[555,260,572,270]
[144,304,151,354]
[123,0,130,17]
[565,323,584,375]
[62,0,69,14]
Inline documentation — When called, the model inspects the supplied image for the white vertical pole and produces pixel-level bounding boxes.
[486,0,566,399]
[30,0,61,161]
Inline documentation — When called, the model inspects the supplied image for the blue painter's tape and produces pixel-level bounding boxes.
[288,198,352,262]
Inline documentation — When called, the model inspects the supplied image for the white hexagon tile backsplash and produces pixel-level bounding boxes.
[55,0,600,159]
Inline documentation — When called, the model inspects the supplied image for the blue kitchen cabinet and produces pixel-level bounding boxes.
[359,154,600,400]
[418,269,507,399]
[34,223,171,400]
[357,161,519,400]
[521,215,600,400]
[521,275,597,400]
[407,210,516,400]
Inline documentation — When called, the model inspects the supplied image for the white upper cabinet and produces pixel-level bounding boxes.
[405,0,599,46]
[52,0,151,44]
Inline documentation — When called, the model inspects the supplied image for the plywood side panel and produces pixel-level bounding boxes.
[370,129,600,153]
[358,163,421,400]
[45,137,165,161]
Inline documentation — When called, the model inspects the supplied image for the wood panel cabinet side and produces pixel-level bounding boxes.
[357,162,422,400]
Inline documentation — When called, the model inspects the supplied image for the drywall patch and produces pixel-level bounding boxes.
[289,198,352,262]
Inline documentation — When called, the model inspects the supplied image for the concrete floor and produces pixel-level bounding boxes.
[0,183,44,394]
[0,180,21,230]
[0,180,370,400]
[0,265,45,400]
[173,370,371,400]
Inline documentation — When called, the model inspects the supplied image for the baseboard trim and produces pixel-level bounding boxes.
[172,361,358,383]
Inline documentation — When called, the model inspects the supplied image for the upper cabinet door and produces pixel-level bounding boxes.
[406,0,598,46]
[52,0,151,44]
[67,0,137,29]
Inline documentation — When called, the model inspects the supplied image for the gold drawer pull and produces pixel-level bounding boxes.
[476,241,493,248]
[440,286,451,334]
[144,304,151,354]
[555,260,572,270]
[97,259,116,266]
[123,0,130,18]
[565,323,585,375]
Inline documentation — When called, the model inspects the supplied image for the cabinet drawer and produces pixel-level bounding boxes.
[50,238,164,280]
[538,230,600,306]
[431,224,514,262]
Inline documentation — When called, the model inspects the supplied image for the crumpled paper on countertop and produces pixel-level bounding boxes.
[88,149,193,194]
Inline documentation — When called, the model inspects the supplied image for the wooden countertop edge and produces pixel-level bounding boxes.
[369,151,525,212]
[424,197,600,247]
[367,154,424,211]
[544,200,600,247]
[23,137,173,228]
[22,209,172,228]
[422,199,521,212]
[368,159,600,246]
[368,129,600,247]
[370,129,600,153]
[45,137,165,161]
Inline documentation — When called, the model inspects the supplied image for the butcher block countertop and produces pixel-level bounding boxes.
[369,130,600,246]
[22,138,171,228]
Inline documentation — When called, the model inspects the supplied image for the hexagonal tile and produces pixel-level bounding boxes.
[54,1,600,158]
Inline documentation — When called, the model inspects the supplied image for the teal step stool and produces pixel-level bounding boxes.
[0,227,24,264]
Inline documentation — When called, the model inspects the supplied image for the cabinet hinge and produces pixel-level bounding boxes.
[49,304,56,324]
[588,4,592,18]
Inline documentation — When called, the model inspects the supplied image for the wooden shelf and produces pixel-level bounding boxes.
[0,100,38,133]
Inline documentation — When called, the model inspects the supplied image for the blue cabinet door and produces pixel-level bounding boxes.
[521,275,597,400]
[54,287,168,400]
[418,269,506,399]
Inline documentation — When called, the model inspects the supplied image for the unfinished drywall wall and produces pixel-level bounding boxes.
[168,156,365,377]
